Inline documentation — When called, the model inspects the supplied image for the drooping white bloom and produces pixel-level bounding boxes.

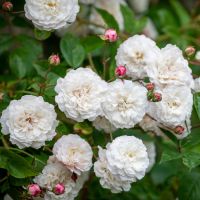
[128,0,149,13]
[106,136,149,181]
[34,156,89,200]
[92,116,117,133]
[24,0,80,31]
[115,35,161,80]
[147,44,194,88]
[90,0,126,33]
[55,68,108,122]
[143,19,158,40]
[0,95,58,149]
[94,146,132,193]
[4,195,13,200]
[195,51,200,60]
[194,78,200,93]
[147,86,193,129]
[102,80,148,129]
[139,115,163,136]
[52,134,93,175]
[144,142,156,172]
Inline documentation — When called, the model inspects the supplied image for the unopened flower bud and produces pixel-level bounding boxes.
[49,54,60,66]
[104,29,118,42]
[28,184,41,197]
[185,46,195,56]
[175,125,185,135]
[2,1,13,11]
[115,65,126,77]
[54,183,65,195]
[152,92,162,102]
[146,83,155,91]
[71,173,78,182]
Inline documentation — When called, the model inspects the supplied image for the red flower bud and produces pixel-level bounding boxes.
[28,184,41,197]
[146,83,155,91]
[49,54,60,66]
[54,183,65,195]
[104,29,118,42]
[2,1,13,11]
[115,65,126,77]
[175,125,185,135]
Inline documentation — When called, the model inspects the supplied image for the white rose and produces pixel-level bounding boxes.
[52,134,93,175]
[106,136,149,181]
[55,67,108,122]
[94,146,132,193]
[115,35,161,80]
[90,0,126,33]
[147,85,193,128]
[139,115,163,136]
[0,95,58,149]
[102,79,148,129]
[92,116,117,133]
[147,44,194,88]
[24,0,80,31]
[144,142,156,172]
[35,156,89,200]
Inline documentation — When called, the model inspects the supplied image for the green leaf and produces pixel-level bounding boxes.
[182,151,200,170]
[134,17,148,34]
[0,148,38,178]
[169,0,190,26]
[178,172,200,200]
[160,144,182,163]
[96,8,119,32]
[194,93,200,120]
[9,35,42,78]
[120,5,135,33]
[81,36,104,53]
[34,28,51,41]
[0,34,13,55]
[60,34,85,68]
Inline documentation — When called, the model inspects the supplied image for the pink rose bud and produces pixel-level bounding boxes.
[104,29,118,42]
[2,1,13,11]
[175,126,185,135]
[54,183,65,195]
[152,92,162,102]
[49,54,60,65]
[146,83,155,91]
[115,65,126,77]
[185,46,195,56]
[28,184,41,197]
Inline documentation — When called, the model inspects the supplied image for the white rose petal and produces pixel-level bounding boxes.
[106,135,149,181]
[147,44,194,88]
[102,79,148,129]
[55,67,108,122]
[144,142,156,172]
[194,77,200,93]
[0,95,58,149]
[52,134,93,175]
[94,146,132,193]
[24,0,80,31]
[115,35,161,80]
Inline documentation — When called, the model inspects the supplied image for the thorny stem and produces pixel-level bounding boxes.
[1,136,9,149]
[87,54,97,73]
[109,132,113,141]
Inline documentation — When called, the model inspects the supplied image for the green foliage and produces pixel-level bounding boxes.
[34,28,51,41]
[194,93,200,120]
[60,33,85,68]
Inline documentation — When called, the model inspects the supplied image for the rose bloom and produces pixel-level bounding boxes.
[24,0,80,31]
[102,79,148,129]
[55,67,108,122]
[115,35,161,80]
[0,95,58,149]
[52,134,93,175]
[94,146,132,193]
[106,136,149,181]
